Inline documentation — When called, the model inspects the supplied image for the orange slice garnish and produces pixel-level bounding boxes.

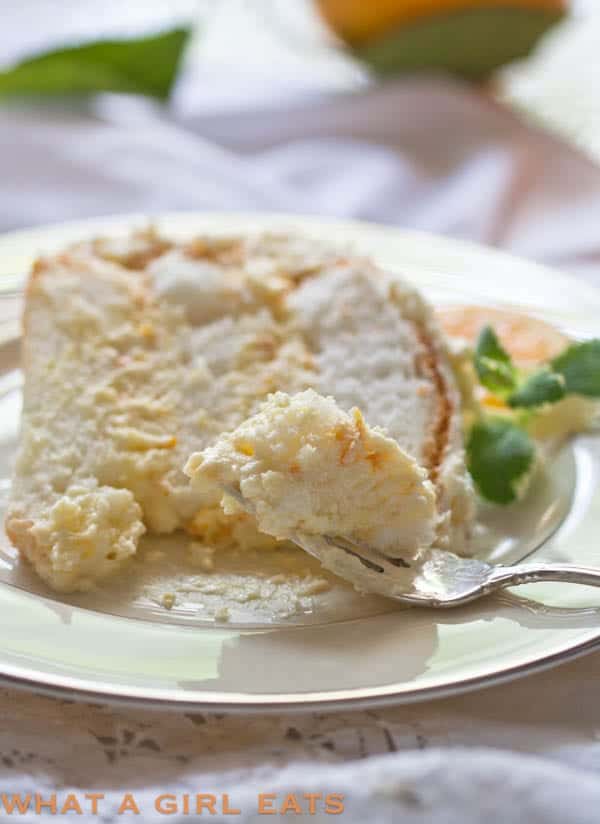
[437,305,568,369]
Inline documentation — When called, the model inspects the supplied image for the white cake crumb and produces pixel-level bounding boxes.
[232,588,261,603]
[161,592,176,610]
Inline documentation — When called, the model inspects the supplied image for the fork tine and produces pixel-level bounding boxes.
[328,534,411,569]
[324,536,385,573]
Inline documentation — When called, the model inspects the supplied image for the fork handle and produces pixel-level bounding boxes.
[488,563,600,592]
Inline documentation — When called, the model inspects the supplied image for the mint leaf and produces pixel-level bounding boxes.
[551,340,600,398]
[467,418,535,504]
[354,7,564,81]
[508,369,566,408]
[0,28,190,100]
[474,325,517,395]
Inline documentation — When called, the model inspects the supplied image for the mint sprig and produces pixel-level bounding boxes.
[467,326,600,504]
[474,325,517,395]
[508,369,565,409]
[551,340,600,398]
[467,418,535,505]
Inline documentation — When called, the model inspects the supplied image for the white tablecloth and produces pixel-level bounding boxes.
[1,69,600,822]
[4,652,600,822]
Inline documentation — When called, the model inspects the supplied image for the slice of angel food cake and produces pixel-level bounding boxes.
[6,228,475,595]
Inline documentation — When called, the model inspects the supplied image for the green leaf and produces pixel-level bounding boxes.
[467,417,535,505]
[353,7,564,81]
[0,27,190,100]
[508,369,566,408]
[474,325,517,394]
[551,339,600,398]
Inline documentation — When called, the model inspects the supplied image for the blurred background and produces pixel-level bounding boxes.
[1,0,600,280]
[2,6,600,816]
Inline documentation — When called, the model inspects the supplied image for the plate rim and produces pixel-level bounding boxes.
[2,630,600,713]
[2,209,600,712]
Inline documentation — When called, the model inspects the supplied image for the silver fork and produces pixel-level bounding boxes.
[224,485,600,608]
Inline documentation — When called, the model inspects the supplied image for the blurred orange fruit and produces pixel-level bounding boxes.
[316,0,566,46]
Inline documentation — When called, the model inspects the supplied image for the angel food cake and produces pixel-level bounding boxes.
[6,229,475,593]
[185,390,439,555]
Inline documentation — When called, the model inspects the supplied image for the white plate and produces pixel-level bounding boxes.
[1,212,600,712]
